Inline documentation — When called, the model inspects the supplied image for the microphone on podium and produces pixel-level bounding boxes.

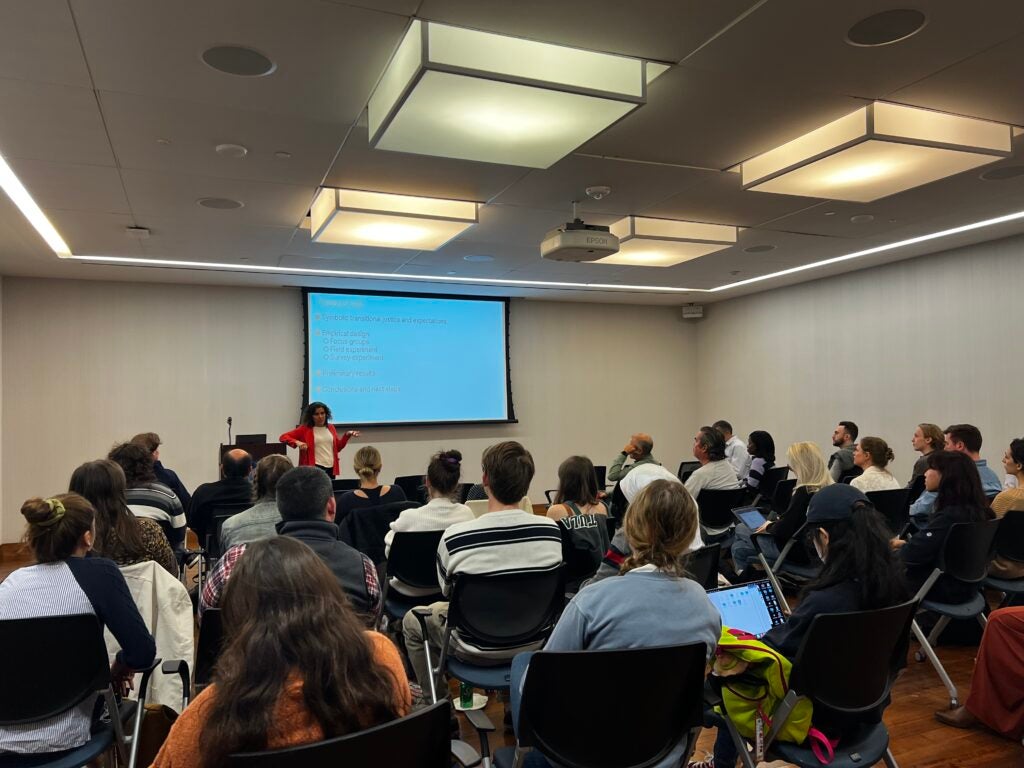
[227,416,233,445]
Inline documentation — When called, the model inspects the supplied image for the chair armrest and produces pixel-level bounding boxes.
[451,739,483,767]
[160,660,192,709]
[463,708,496,733]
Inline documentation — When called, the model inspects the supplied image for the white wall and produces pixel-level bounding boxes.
[1,278,699,542]
[694,233,1024,483]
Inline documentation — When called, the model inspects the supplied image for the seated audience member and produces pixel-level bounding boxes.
[895,450,992,602]
[685,426,740,500]
[108,441,187,553]
[730,442,831,576]
[69,459,177,576]
[934,606,1024,740]
[0,494,155,755]
[401,441,562,692]
[607,432,659,482]
[910,423,1002,521]
[850,437,901,492]
[337,446,407,518]
[547,455,610,591]
[714,420,752,480]
[699,485,908,768]
[988,438,1024,580]
[153,537,409,768]
[384,449,474,596]
[588,464,703,586]
[201,467,380,624]
[189,449,254,544]
[131,431,191,510]
[910,423,944,484]
[219,454,292,551]
[828,421,859,482]
[521,480,719,768]
[464,482,488,501]
[741,430,776,494]
[547,455,608,523]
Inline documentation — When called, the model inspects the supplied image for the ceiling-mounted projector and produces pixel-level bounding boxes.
[540,218,619,262]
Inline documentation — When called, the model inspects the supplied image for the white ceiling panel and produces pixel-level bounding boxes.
[456,205,615,248]
[284,233,421,266]
[410,240,539,269]
[135,219,296,265]
[680,0,1024,99]
[0,194,55,259]
[120,169,314,229]
[0,78,114,166]
[325,122,528,203]
[6,158,129,215]
[393,262,518,279]
[99,91,345,186]
[46,210,147,256]
[321,0,420,15]
[71,0,409,123]
[0,0,91,87]
[416,0,762,62]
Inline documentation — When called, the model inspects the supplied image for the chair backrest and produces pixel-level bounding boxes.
[696,488,748,529]
[337,501,420,564]
[387,530,446,592]
[684,544,721,590]
[758,466,789,499]
[593,464,607,489]
[789,600,916,714]
[229,700,452,767]
[393,475,426,503]
[770,479,796,514]
[0,614,110,724]
[456,483,472,504]
[448,567,565,647]
[865,488,911,536]
[993,510,1024,563]
[331,478,360,492]
[939,518,1000,583]
[677,461,700,482]
[544,489,557,505]
[839,466,864,484]
[195,608,225,690]
[208,502,253,557]
[518,644,707,768]
[906,473,926,505]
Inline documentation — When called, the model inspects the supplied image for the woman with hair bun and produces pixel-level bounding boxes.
[337,446,407,518]
[0,494,155,755]
[850,436,901,492]
[384,449,474,596]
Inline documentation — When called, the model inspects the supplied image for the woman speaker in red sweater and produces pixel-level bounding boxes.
[279,401,360,478]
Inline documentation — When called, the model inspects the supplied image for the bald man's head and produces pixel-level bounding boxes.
[222,449,254,479]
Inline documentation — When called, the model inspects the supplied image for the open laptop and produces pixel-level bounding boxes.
[731,505,768,530]
[706,579,787,639]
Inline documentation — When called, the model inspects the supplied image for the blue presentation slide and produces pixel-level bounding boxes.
[306,292,510,425]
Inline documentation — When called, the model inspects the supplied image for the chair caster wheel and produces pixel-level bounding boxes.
[914,651,924,662]
[950,698,959,709]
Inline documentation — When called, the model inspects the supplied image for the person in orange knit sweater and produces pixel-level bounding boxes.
[151,536,410,768]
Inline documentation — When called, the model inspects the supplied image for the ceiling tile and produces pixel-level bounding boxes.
[71,0,408,123]
[416,0,761,61]
[47,210,147,256]
[136,219,296,264]
[6,159,129,215]
[99,91,345,186]
[0,78,115,166]
[0,193,55,259]
[0,0,91,87]
[321,0,420,14]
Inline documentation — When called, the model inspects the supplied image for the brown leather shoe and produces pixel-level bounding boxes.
[935,706,979,729]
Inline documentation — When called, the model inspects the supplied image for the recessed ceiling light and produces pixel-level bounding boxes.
[850,214,875,224]
[824,211,837,216]
[981,165,1024,181]
[742,102,1012,202]
[274,151,293,160]
[215,143,248,159]
[847,9,927,47]
[463,254,494,262]
[743,244,776,253]
[368,20,665,168]
[201,45,276,77]
[597,216,738,267]
[197,197,244,210]
[310,188,478,250]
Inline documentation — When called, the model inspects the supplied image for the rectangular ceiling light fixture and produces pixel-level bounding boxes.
[310,188,478,250]
[0,151,71,256]
[368,20,663,169]
[597,216,738,267]
[742,102,1013,202]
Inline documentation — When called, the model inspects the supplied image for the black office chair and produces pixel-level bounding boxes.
[456,483,473,504]
[752,466,790,506]
[491,644,708,768]
[866,488,911,537]
[906,474,926,506]
[984,510,1024,607]
[695,488,747,545]
[331,478,360,492]
[195,608,225,693]
[593,464,607,489]
[382,530,446,622]
[677,461,701,483]
[766,478,796,517]
[543,489,558,505]
[721,600,916,768]
[0,614,160,768]
[413,567,566,705]
[205,501,252,560]
[753,523,821,612]
[684,544,721,590]
[393,475,427,503]
[337,500,420,565]
[910,518,1000,708]
[839,466,863,484]
[608,481,628,528]
[228,700,479,767]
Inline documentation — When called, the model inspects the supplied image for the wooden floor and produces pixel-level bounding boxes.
[3,554,1020,766]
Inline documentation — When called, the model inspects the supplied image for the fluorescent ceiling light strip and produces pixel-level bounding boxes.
[0,152,71,256]
[67,207,1024,294]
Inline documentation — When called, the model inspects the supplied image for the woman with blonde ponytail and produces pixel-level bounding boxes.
[337,445,407,518]
[0,493,155,754]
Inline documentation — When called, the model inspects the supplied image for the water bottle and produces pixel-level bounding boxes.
[459,681,474,709]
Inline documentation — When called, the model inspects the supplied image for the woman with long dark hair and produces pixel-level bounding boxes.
[547,455,610,591]
[741,430,776,494]
[279,401,361,478]
[153,537,410,767]
[896,450,992,602]
[547,455,607,522]
[69,459,177,575]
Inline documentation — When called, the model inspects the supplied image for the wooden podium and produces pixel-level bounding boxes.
[218,439,287,467]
